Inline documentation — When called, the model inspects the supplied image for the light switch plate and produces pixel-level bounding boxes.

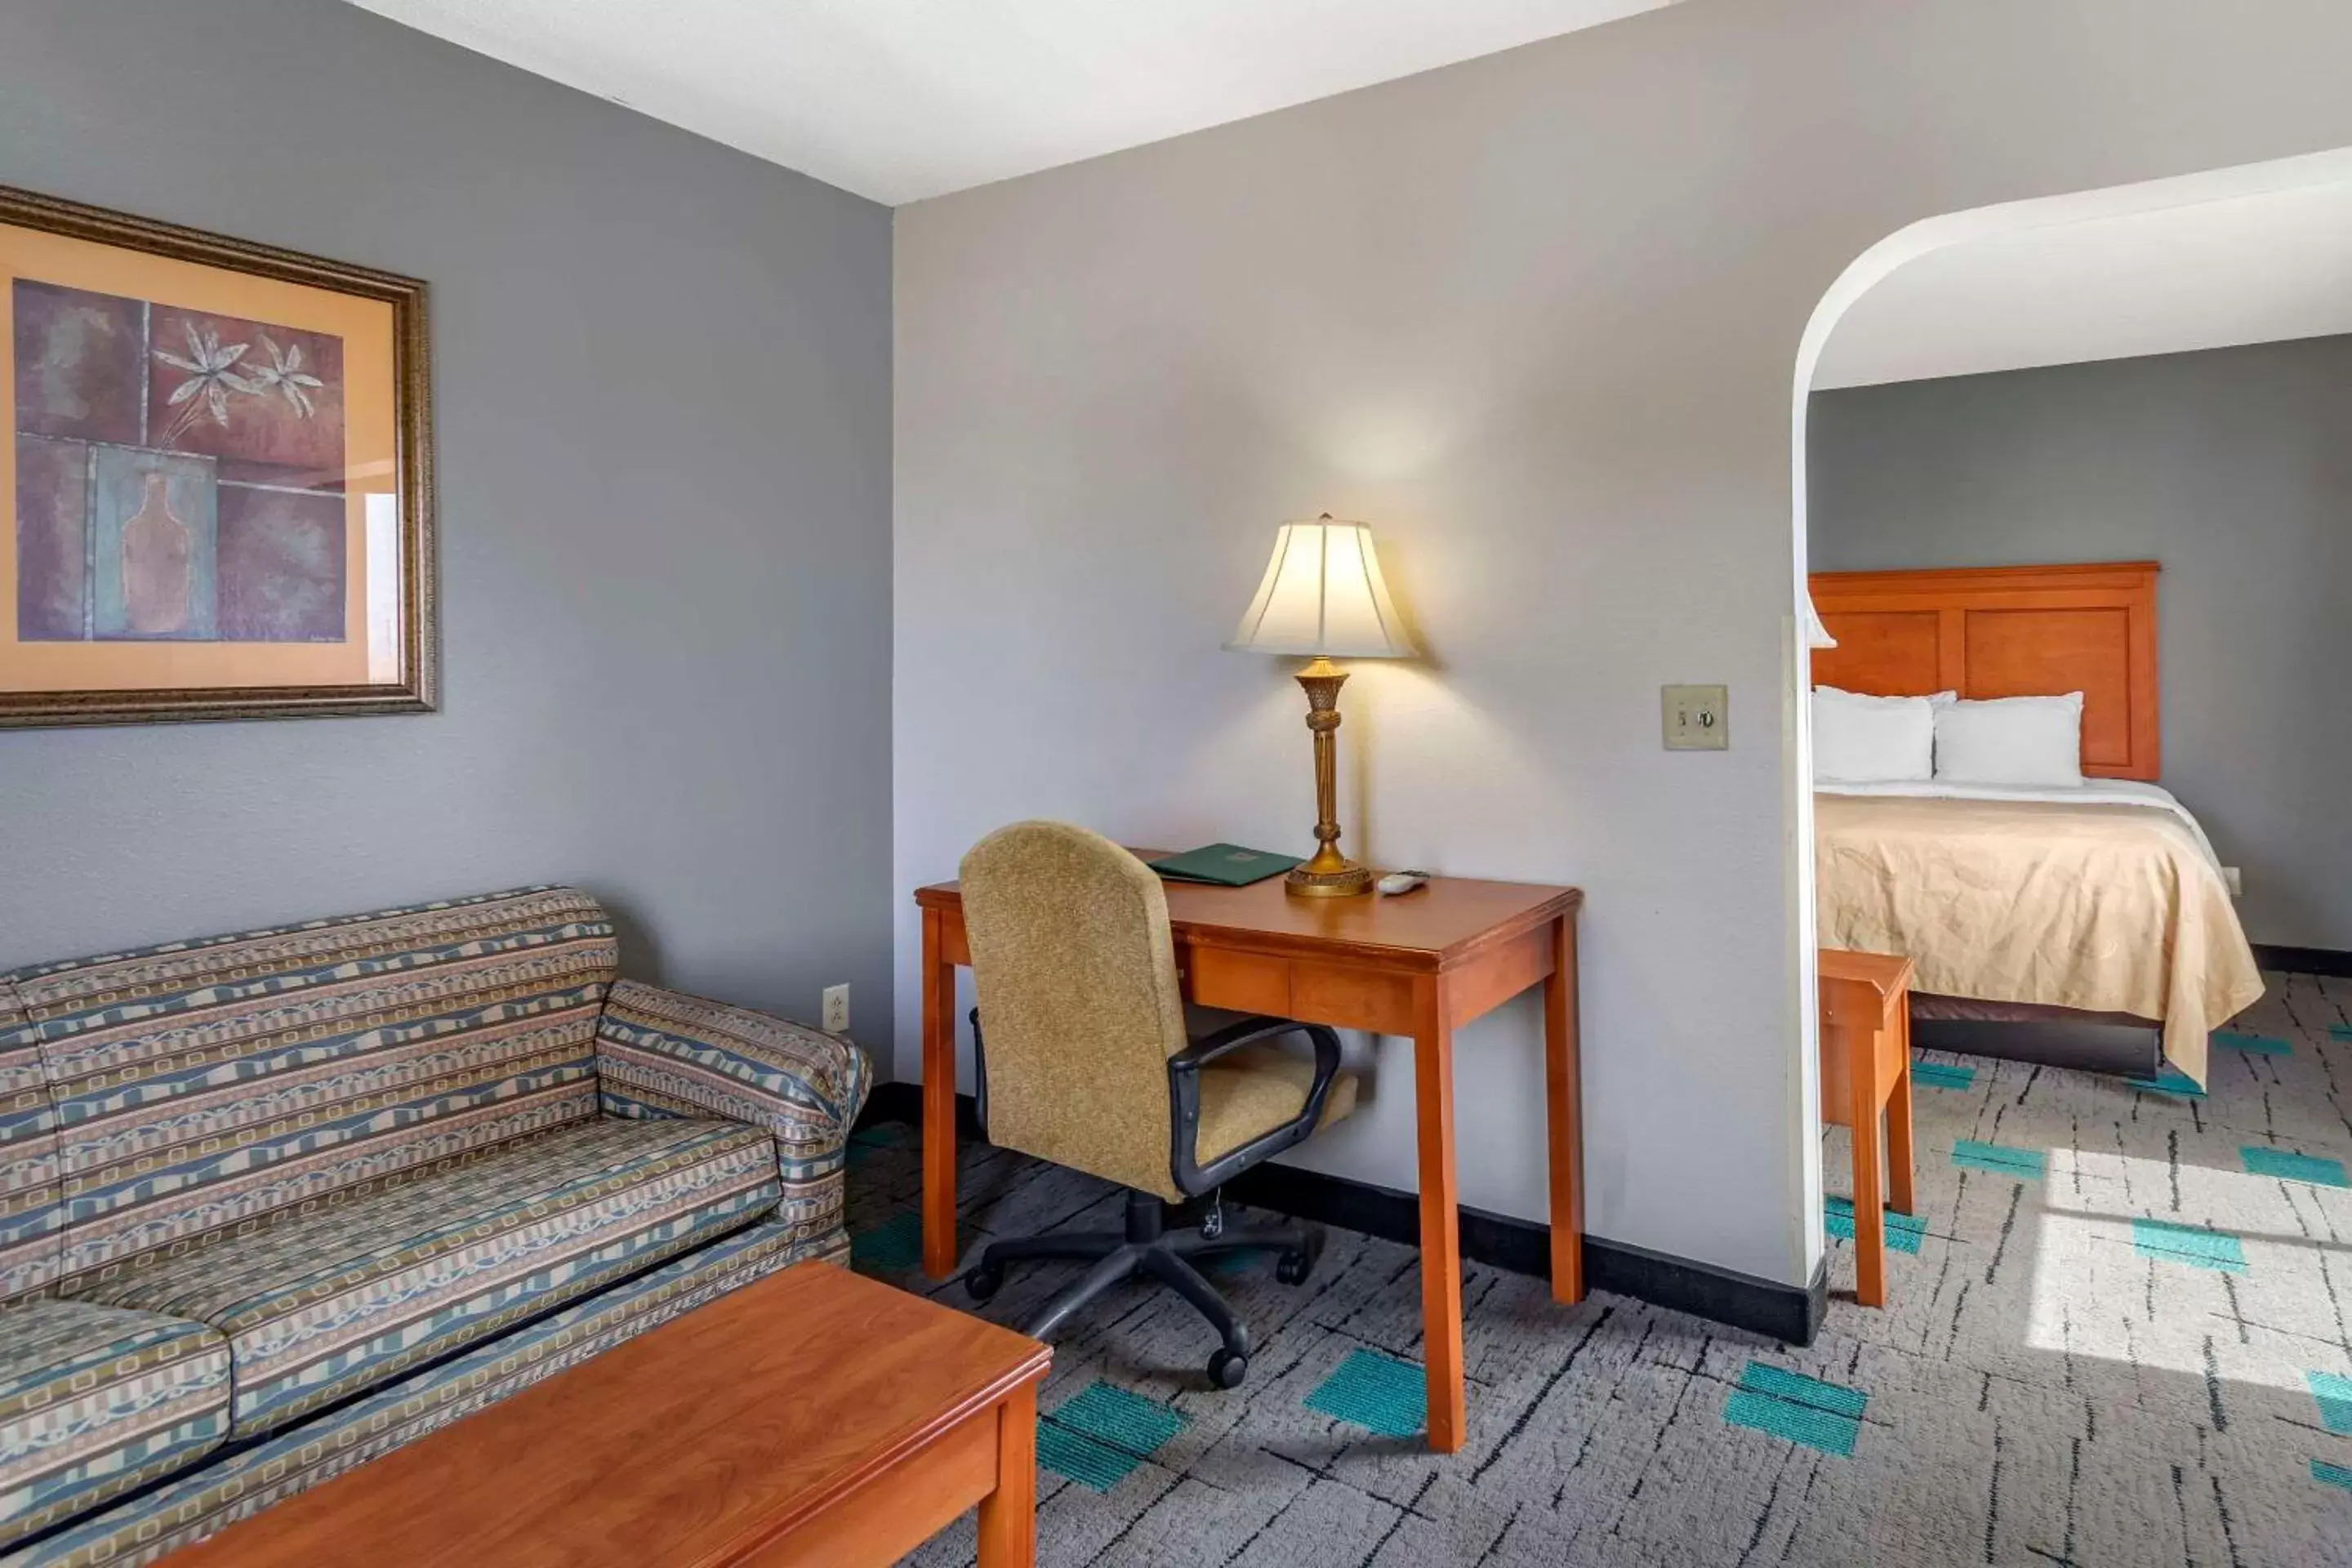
[1662,684,1729,751]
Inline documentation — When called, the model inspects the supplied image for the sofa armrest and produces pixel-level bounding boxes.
[595,980,873,1200]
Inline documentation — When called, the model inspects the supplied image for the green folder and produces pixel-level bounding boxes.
[1147,844,1301,887]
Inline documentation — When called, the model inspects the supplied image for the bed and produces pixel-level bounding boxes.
[1809,561,2264,1085]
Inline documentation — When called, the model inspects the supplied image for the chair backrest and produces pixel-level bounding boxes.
[2,885,617,1296]
[959,822,1187,1199]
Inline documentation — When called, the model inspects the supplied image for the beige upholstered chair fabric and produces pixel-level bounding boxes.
[961,822,1192,1200]
[1192,1046,1358,1172]
[960,822,1360,1205]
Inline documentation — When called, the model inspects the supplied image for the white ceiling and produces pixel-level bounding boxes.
[345,0,1671,205]
[1814,178,2352,390]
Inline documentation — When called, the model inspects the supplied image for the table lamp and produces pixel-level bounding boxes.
[1226,514,1417,897]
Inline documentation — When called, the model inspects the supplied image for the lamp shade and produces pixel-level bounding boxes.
[1226,516,1416,659]
[1803,591,1839,651]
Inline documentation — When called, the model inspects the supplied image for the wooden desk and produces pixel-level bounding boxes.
[916,862,1583,1454]
[164,1263,1050,1568]
[1817,948,1916,1309]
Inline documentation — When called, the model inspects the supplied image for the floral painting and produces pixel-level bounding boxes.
[1,182,430,727]
[14,278,346,643]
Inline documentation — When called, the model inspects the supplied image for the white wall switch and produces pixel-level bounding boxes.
[2223,866,2243,898]
[1662,684,1729,751]
[822,983,850,1032]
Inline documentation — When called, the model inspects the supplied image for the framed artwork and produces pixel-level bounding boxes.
[1,184,433,727]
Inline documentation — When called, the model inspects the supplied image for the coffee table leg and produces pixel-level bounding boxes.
[978,1382,1037,1568]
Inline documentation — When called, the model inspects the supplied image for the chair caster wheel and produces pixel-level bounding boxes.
[1207,1348,1249,1389]
[1275,1230,1323,1286]
[963,1263,1004,1303]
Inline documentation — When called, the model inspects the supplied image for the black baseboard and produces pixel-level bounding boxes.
[2254,944,2352,979]
[860,1084,1826,1346]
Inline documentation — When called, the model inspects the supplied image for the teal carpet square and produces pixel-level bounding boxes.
[2243,1147,2350,1187]
[1824,1196,1926,1254]
[1038,1381,1189,1492]
[1911,1062,1976,1091]
[1951,1140,2047,1181]
[848,1210,922,1272]
[1722,1361,1866,1457]
[2315,1459,2352,1492]
[1304,1348,1426,1439]
[2329,1022,2352,1041]
[2213,1030,2292,1056]
[2308,1370,2352,1436]
[2125,1066,2207,1098]
[2132,1217,2246,1274]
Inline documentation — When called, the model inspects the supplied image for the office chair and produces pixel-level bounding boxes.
[956,820,1359,1387]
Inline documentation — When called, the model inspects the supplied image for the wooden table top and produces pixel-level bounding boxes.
[1817,947,1915,995]
[164,1263,1050,1567]
[917,851,1579,970]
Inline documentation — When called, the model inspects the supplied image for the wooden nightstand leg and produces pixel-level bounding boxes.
[1848,1018,1886,1309]
[1544,913,1584,1304]
[921,906,960,1280]
[1886,1006,1916,1216]
[1412,976,1467,1454]
[978,1381,1037,1568]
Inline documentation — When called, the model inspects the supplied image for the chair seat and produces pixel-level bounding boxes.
[78,1116,777,1439]
[0,1299,230,1548]
[1193,1046,1358,1167]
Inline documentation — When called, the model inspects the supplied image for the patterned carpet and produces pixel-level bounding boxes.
[845,972,2352,1566]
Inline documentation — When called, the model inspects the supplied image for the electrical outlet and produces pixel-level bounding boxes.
[822,984,849,1033]
[2223,866,2243,898]
[1662,684,1729,751]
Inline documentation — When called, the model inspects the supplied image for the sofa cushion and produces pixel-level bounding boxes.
[77,1117,775,1439]
[0,1299,229,1548]
[7,888,620,1294]
[11,1223,845,1568]
[0,989,61,1304]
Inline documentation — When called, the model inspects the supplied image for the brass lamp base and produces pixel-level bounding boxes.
[1286,858,1375,898]
[1284,656,1376,899]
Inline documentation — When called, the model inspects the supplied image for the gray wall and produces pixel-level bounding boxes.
[895,0,2352,1286]
[0,0,896,1051]
[1810,336,2352,951]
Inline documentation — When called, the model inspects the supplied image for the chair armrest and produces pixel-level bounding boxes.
[595,979,873,1189]
[1167,1015,1341,1078]
[1166,1016,1344,1196]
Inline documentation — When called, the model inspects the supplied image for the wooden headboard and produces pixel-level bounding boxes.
[1808,561,2161,781]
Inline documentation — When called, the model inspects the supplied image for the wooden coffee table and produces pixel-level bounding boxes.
[165,1260,1050,1566]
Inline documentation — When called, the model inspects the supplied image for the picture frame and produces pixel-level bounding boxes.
[2,183,434,728]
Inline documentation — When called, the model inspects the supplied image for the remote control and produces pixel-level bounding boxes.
[1376,870,1431,896]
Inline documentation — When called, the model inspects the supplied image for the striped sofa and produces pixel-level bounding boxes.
[0,886,870,1566]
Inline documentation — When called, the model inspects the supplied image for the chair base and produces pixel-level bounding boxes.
[965,1191,1322,1388]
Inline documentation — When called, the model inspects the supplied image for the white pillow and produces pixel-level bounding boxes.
[1933,693,2085,786]
[1812,687,1935,783]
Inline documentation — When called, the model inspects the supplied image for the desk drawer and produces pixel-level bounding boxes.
[1290,961,1414,1035]
[1187,948,1292,1014]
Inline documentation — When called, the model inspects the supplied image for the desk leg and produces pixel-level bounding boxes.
[978,1381,1037,1568]
[1412,977,1467,1454]
[1846,1017,1886,1310]
[1543,913,1584,1304]
[1886,1003,1916,1216]
[921,906,959,1280]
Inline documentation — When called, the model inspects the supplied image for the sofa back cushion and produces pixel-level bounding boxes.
[5,887,618,1292]
[0,988,63,1304]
